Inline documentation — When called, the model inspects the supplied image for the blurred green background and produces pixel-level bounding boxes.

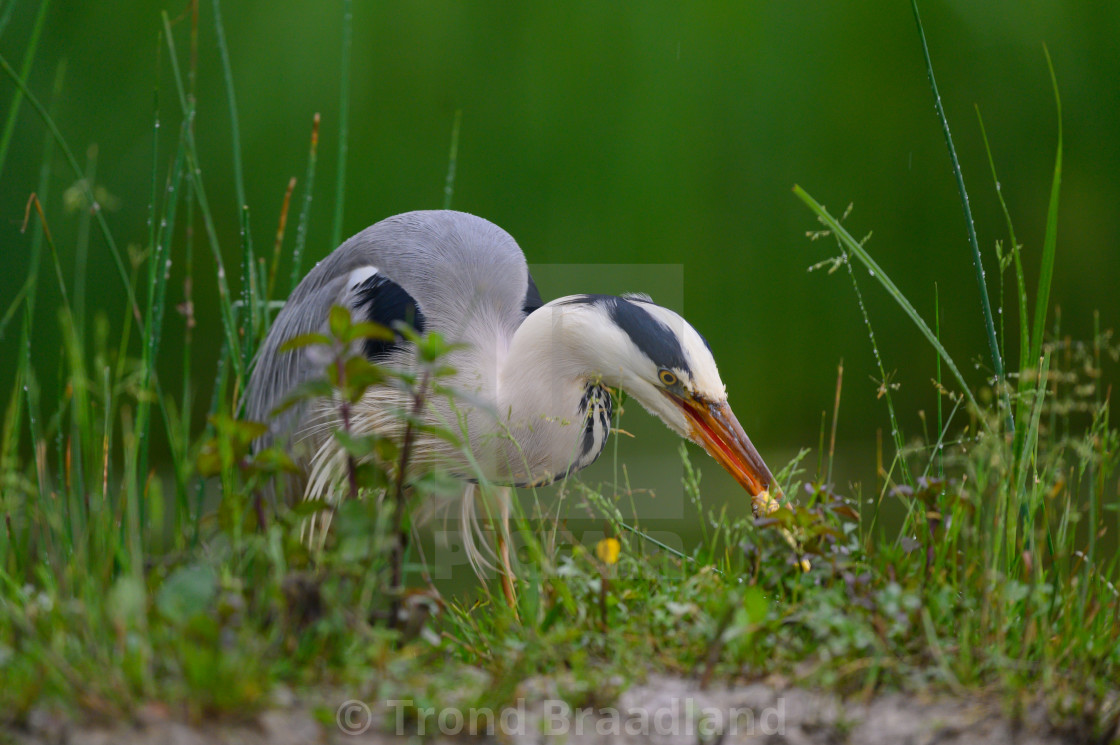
[1,1,1117,510]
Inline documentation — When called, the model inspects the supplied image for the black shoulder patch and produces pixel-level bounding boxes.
[523,270,544,316]
[351,272,427,361]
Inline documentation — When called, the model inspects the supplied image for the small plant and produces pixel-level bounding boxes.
[263,304,466,623]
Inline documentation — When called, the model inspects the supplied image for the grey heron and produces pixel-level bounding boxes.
[247,210,780,593]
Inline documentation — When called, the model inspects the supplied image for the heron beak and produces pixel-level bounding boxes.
[669,394,781,516]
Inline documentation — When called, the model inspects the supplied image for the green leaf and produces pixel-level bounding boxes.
[374,437,399,463]
[354,461,389,490]
[328,304,352,340]
[248,447,300,475]
[413,332,467,365]
[1028,46,1062,369]
[416,423,463,447]
[343,355,386,399]
[333,429,379,459]
[334,498,380,538]
[196,444,224,477]
[346,320,394,343]
[270,378,334,417]
[393,323,422,344]
[754,506,796,529]
[156,565,218,625]
[215,415,268,448]
[416,330,455,363]
[290,498,334,517]
[107,576,147,631]
[278,332,332,352]
[742,585,768,625]
[196,415,267,476]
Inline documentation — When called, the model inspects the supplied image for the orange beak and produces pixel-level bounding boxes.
[668,393,782,516]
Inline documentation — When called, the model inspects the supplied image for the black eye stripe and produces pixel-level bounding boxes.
[557,295,693,376]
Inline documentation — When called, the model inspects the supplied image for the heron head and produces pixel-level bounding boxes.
[556,294,781,510]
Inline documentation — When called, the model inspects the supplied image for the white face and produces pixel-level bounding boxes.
[545,295,730,440]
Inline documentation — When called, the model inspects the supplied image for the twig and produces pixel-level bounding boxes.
[268,176,297,301]
[827,358,843,485]
[389,369,431,629]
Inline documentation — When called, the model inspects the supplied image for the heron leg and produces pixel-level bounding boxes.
[495,488,517,609]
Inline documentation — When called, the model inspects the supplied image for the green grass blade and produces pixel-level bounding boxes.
[211,0,246,213]
[975,107,1029,379]
[22,341,47,507]
[934,283,943,478]
[0,275,33,339]
[910,0,1010,433]
[20,58,61,323]
[1028,47,1062,368]
[976,106,1034,489]
[147,34,162,281]
[840,238,911,485]
[239,203,258,379]
[2,60,63,505]
[0,0,19,38]
[60,306,92,528]
[161,12,243,379]
[442,109,462,210]
[0,0,48,181]
[0,51,142,331]
[289,113,320,294]
[71,146,96,337]
[330,0,353,248]
[211,0,256,387]
[1011,351,1051,564]
[136,121,188,505]
[794,185,981,419]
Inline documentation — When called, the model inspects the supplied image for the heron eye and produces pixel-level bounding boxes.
[658,369,678,387]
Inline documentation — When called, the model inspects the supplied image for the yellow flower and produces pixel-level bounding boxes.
[595,537,621,565]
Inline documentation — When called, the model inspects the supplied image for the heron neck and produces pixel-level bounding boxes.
[491,304,614,483]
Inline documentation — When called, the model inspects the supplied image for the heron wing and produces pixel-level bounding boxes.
[247,210,536,453]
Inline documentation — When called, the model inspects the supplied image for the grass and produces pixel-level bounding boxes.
[1,2,1118,741]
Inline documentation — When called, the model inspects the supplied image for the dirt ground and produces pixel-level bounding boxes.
[6,675,1115,745]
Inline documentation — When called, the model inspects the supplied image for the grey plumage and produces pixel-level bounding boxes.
[248,210,532,473]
